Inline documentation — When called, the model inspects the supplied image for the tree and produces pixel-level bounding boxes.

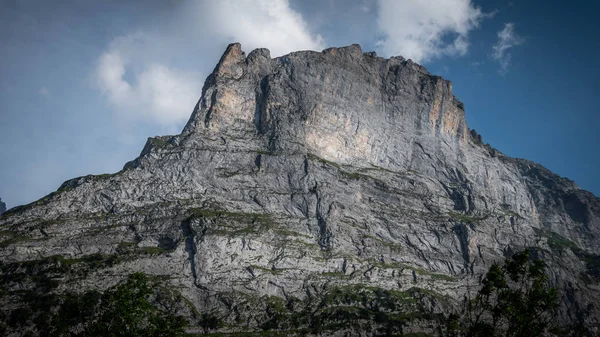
[447,249,561,337]
[82,273,188,337]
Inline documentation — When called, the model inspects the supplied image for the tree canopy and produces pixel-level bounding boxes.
[447,249,588,337]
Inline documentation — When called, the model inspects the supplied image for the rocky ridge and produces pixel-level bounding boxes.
[0,43,599,336]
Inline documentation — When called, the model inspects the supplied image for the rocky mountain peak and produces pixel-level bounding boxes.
[1,44,598,336]
[181,43,468,173]
[0,198,5,215]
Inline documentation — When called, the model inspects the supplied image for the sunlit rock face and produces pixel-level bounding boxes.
[1,44,598,336]
[185,43,469,170]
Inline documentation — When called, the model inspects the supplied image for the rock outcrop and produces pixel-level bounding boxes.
[0,43,598,336]
[0,198,5,215]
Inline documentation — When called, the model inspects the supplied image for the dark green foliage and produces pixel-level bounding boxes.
[8,307,32,328]
[0,273,188,337]
[446,249,562,337]
[83,273,188,337]
[52,291,102,336]
[0,230,36,247]
[198,313,223,332]
[147,136,172,149]
[305,286,415,335]
[579,254,600,280]
[190,332,296,337]
[186,208,275,238]
[211,284,438,336]
[448,211,488,224]
[543,231,579,252]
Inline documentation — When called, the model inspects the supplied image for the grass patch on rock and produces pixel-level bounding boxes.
[447,211,488,224]
[534,229,600,281]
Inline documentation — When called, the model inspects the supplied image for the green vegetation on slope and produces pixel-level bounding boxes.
[0,272,189,337]
[447,249,588,337]
[534,228,600,281]
[205,283,443,336]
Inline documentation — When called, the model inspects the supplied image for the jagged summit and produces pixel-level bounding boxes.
[179,43,469,176]
[0,44,598,336]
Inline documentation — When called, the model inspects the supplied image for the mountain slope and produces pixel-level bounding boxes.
[0,43,598,336]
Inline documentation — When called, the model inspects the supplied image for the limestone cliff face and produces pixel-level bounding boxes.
[184,44,469,173]
[1,44,599,336]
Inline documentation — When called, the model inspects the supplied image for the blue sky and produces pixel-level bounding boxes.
[0,0,598,209]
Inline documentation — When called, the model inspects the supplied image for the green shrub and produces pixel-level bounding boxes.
[446,249,573,337]
[84,273,188,337]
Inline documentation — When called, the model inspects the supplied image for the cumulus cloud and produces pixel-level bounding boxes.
[94,33,203,127]
[95,53,202,127]
[94,0,324,127]
[376,0,486,63]
[200,0,325,57]
[492,23,524,75]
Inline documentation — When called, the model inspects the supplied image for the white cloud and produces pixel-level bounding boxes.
[376,0,486,63]
[93,0,324,128]
[492,23,524,75]
[200,0,325,57]
[94,34,202,127]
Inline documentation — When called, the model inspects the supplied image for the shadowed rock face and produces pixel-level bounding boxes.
[0,198,5,215]
[0,43,599,336]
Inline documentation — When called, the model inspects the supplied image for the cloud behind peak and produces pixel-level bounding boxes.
[376,0,486,63]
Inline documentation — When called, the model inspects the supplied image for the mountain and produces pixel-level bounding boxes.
[0,198,5,215]
[0,43,598,336]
